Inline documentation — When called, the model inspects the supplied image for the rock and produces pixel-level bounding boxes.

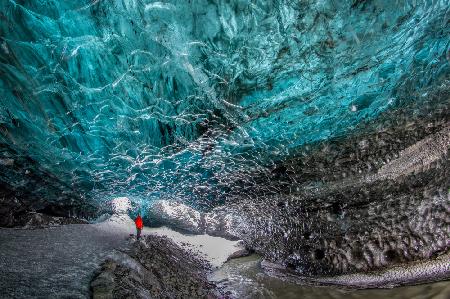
[0,198,88,229]
[0,196,29,227]
[90,235,219,299]
[21,212,88,229]
[0,194,91,228]
[91,262,116,299]
[226,248,252,261]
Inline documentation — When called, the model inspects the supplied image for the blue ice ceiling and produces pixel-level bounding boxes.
[0,0,449,209]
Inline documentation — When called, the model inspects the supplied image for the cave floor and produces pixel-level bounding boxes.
[1,216,449,299]
[0,214,241,298]
[0,222,129,298]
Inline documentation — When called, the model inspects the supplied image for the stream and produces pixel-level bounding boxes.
[212,255,450,299]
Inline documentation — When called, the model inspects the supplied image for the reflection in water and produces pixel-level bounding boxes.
[211,255,450,299]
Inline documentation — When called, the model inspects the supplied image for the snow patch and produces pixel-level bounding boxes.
[145,226,244,268]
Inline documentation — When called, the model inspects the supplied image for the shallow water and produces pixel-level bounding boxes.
[211,255,450,299]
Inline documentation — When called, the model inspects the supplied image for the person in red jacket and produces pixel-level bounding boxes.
[135,214,143,240]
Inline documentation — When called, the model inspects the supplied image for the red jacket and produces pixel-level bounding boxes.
[135,215,143,229]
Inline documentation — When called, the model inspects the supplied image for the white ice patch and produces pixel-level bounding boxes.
[110,197,132,214]
[145,2,176,11]
[151,200,201,229]
[0,158,14,166]
[144,226,244,268]
[1,42,9,54]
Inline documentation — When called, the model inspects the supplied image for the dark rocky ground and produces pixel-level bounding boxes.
[90,235,219,299]
[0,194,91,228]
[1,216,234,298]
[13,212,88,228]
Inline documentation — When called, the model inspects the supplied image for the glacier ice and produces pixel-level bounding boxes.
[1,0,448,208]
[0,0,449,278]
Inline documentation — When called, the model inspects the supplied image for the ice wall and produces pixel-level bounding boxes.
[0,0,449,212]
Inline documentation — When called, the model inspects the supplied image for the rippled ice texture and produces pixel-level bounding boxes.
[0,0,449,211]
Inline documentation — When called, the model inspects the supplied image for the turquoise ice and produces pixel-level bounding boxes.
[0,0,449,210]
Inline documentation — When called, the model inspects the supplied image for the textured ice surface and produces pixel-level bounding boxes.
[0,0,449,281]
[1,0,448,210]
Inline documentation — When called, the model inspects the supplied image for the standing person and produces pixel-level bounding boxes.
[135,214,143,240]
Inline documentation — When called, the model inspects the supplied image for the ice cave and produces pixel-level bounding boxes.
[0,0,449,298]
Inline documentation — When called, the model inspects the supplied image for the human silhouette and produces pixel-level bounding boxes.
[135,214,143,240]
